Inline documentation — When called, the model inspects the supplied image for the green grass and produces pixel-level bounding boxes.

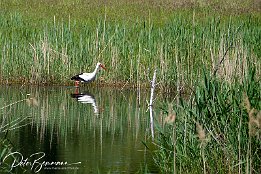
[0,0,260,88]
[152,66,261,173]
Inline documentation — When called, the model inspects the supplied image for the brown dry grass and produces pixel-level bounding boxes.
[243,93,261,138]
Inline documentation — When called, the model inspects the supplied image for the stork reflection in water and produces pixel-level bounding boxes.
[71,89,99,114]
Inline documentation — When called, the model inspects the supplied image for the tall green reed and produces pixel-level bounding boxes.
[152,65,261,173]
[0,12,260,88]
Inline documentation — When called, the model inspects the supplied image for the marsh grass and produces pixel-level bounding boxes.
[0,1,260,88]
[152,65,261,173]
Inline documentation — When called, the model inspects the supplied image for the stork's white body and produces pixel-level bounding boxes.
[71,62,106,86]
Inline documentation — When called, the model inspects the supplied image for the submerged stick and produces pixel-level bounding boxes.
[149,69,157,139]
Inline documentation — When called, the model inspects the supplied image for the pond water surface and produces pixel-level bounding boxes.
[0,85,160,173]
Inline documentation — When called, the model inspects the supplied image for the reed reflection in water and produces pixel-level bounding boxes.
[0,86,157,173]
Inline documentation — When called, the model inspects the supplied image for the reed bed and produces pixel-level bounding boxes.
[0,2,260,88]
[152,66,261,173]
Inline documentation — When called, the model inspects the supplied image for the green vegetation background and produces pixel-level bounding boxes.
[0,1,261,173]
[0,0,260,87]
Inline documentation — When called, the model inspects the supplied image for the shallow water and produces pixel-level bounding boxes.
[0,85,159,173]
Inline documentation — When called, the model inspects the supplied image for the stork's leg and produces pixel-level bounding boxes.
[75,81,80,88]
[74,86,79,94]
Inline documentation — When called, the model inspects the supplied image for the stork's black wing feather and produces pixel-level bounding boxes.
[71,73,84,81]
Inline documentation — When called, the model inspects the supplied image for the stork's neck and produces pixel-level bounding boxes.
[93,63,100,75]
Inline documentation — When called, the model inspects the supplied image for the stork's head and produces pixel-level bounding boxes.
[97,62,106,70]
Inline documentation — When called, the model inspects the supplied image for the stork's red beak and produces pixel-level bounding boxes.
[100,64,106,70]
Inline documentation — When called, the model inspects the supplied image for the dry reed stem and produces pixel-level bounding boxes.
[243,93,261,138]
[216,39,249,83]
[164,103,176,124]
[196,122,206,143]
[26,97,39,107]
[196,121,207,174]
